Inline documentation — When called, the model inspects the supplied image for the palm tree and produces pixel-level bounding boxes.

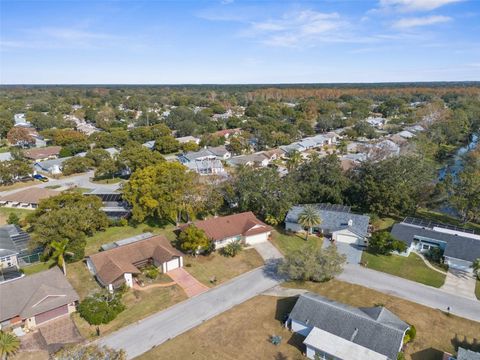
[0,331,20,360]
[298,205,322,240]
[286,150,302,172]
[49,239,73,276]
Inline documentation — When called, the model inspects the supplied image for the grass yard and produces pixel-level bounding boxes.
[139,295,304,360]
[184,248,264,287]
[66,261,103,299]
[0,207,32,225]
[90,177,124,184]
[270,228,324,255]
[476,279,480,300]
[371,216,397,232]
[0,180,37,192]
[73,284,187,339]
[140,280,480,360]
[21,260,55,275]
[84,223,176,256]
[362,251,446,288]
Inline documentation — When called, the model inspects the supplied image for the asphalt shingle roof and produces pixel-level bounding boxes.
[285,204,370,238]
[289,292,409,360]
[391,223,480,262]
[0,267,79,322]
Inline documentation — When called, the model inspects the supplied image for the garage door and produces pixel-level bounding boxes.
[245,232,269,245]
[335,234,359,244]
[35,305,68,325]
[165,258,180,272]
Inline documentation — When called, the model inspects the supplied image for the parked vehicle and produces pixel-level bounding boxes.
[33,174,49,182]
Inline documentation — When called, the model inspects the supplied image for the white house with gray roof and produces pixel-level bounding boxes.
[287,292,409,360]
[391,217,480,271]
[285,204,370,246]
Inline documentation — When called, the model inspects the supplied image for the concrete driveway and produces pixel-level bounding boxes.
[323,240,363,265]
[167,267,209,297]
[441,269,477,300]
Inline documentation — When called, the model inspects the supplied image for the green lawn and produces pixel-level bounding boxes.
[184,248,264,287]
[66,261,103,299]
[84,223,176,256]
[73,284,187,339]
[21,260,55,275]
[270,227,324,255]
[371,217,397,232]
[0,207,32,225]
[362,251,446,288]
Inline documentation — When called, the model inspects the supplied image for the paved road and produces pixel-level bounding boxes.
[339,264,480,322]
[98,267,281,359]
[0,171,121,197]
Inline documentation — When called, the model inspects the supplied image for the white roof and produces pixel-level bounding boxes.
[303,327,388,360]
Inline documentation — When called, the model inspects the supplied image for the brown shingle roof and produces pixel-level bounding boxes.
[0,188,60,205]
[23,146,61,160]
[88,235,183,286]
[185,212,272,242]
[0,267,79,322]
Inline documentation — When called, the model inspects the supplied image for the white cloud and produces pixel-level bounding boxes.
[393,15,452,28]
[243,10,346,47]
[379,0,463,12]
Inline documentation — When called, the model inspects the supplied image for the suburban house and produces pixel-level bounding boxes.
[23,146,62,162]
[286,292,409,360]
[391,217,480,271]
[14,113,30,127]
[84,189,131,219]
[213,128,241,139]
[176,135,200,144]
[0,225,30,282]
[285,204,370,246]
[365,117,386,129]
[178,147,231,175]
[86,234,183,291]
[0,267,79,330]
[34,157,71,175]
[227,152,271,168]
[0,188,60,209]
[182,212,272,249]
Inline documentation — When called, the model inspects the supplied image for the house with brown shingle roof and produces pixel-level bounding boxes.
[23,146,62,161]
[182,212,272,249]
[0,187,60,209]
[86,234,183,291]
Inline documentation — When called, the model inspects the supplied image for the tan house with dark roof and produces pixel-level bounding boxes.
[0,267,79,330]
[86,235,183,291]
[0,187,59,209]
[183,212,272,249]
[23,146,61,161]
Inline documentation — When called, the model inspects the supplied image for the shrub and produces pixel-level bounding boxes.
[403,325,416,344]
[143,265,159,280]
[7,213,20,225]
[426,247,444,264]
[397,352,405,360]
[368,232,407,255]
[221,240,243,257]
[118,218,128,227]
[78,292,125,326]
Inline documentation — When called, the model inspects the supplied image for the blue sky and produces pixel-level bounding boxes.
[1,0,479,84]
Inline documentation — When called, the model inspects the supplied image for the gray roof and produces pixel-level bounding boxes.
[0,225,30,258]
[0,152,13,162]
[391,223,480,262]
[0,267,79,322]
[458,348,480,360]
[285,204,370,238]
[289,292,409,360]
[182,148,215,162]
[208,146,229,157]
[35,157,70,171]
